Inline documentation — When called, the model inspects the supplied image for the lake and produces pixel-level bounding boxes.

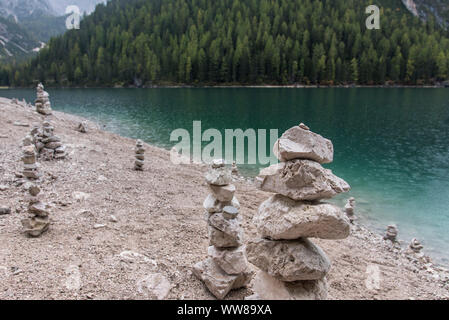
[2,88,449,264]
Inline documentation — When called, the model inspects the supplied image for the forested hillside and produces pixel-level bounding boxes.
[1,0,449,86]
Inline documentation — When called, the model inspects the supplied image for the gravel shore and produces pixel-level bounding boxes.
[1,97,448,300]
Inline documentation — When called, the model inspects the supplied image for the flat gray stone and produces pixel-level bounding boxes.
[254,194,350,240]
[273,125,333,163]
[203,194,240,214]
[255,160,350,201]
[209,184,235,202]
[246,238,330,282]
[205,167,231,186]
[208,225,243,248]
[208,246,248,275]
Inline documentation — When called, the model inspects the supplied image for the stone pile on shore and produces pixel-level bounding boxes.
[21,145,40,180]
[345,197,356,223]
[35,83,52,116]
[28,121,67,160]
[384,225,398,243]
[193,159,252,299]
[247,124,351,300]
[21,184,50,237]
[134,140,145,171]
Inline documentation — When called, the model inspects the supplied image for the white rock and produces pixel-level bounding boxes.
[254,194,350,240]
[209,184,236,202]
[246,238,331,282]
[208,225,243,248]
[248,271,328,300]
[255,160,350,201]
[203,194,240,214]
[208,246,248,275]
[193,258,251,300]
[205,167,232,186]
[118,251,158,267]
[273,125,334,163]
[137,273,171,300]
[72,191,91,202]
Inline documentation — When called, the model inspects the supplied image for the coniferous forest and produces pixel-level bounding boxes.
[1,0,449,87]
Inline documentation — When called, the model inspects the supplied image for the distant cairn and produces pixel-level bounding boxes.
[345,197,356,223]
[21,184,50,237]
[246,123,351,300]
[384,225,398,243]
[35,83,52,116]
[134,139,145,171]
[409,238,424,253]
[193,159,252,299]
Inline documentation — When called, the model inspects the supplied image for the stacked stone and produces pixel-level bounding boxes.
[246,123,351,300]
[193,159,252,299]
[134,140,145,171]
[21,184,50,237]
[21,145,40,180]
[35,83,52,115]
[409,238,424,253]
[384,225,398,242]
[28,121,66,160]
[345,197,357,223]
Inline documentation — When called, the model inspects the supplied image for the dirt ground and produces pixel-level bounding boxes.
[0,97,448,300]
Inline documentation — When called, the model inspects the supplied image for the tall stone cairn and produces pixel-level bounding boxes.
[21,184,50,237]
[35,83,52,115]
[134,140,145,171]
[193,159,253,299]
[246,123,351,300]
[29,121,67,160]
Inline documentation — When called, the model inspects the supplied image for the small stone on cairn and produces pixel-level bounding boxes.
[134,140,145,171]
[384,225,398,243]
[345,197,357,223]
[35,83,52,115]
[21,145,40,180]
[247,123,351,300]
[21,184,50,237]
[409,238,423,253]
[193,159,252,299]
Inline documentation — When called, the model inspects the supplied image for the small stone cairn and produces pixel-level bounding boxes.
[35,83,52,115]
[409,238,423,253]
[193,159,252,299]
[246,123,351,300]
[21,145,40,180]
[134,140,145,171]
[21,184,50,237]
[345,197,356,223]
[29,121,67,160]
[384,225,398,243]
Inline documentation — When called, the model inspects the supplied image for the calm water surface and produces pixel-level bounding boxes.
[2,88,449,264]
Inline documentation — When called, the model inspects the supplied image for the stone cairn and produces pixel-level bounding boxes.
[384,225,398,243]
[35,83,52,115]
[193,159,252,299]
[21,145,40,180]
[21,184,50,237]
[409,238,423,253]
[246,123,351,300]
[134,140,145,171]
[345,197,356,223]
[29,121,67,160]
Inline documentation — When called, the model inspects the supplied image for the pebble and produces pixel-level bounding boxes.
[93,224,106,229]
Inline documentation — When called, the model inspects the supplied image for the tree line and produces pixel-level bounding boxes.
[1,0,449,87]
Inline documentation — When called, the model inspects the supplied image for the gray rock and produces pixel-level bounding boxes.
[222,206,239,220]
[273,125,333,163]
[208,246,248,275]
[28,202,49,217]
[255,160,350,201]
[193,258,251,299]
[247,271,328,300]
[209,184,236,202]
[208,225,243,248]
[209,212,242,239]
[21,217,50,237]
[254,194,350,240]
[0,207,11,215]
[136,273,171,300]
[203,194,240,214]
[205,167,232,186]
[246,238,331,282]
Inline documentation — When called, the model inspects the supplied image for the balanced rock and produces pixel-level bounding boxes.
[254,194,350,240]
[409,238,424,253]
[246,271,328,300]
[205,166,231,186]
[255,160,350,201]
[247,238,331,282]
[208,246,248,275]
[35,83,52,115]
[345,197,356,223]
[203,194,240,214]
[209,184,235,202]
[273,124,333,163]
[193,258,252,300]
[21,184,50,237]
[384,225,398,242]
[134,140,145,171]
[208,225,243,248]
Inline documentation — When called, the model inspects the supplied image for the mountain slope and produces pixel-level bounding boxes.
[402,0,449,28]
[0,0,55,21]
[47,0,107,15]
[4,0,449,86]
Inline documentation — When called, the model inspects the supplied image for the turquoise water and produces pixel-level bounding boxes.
[2,88,449,264]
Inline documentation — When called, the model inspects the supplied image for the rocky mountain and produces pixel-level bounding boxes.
[0,0,55,22]
[402,0,449,28]
[47,0,107,15]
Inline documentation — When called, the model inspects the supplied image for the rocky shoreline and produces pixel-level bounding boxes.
[0,96,448,300]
